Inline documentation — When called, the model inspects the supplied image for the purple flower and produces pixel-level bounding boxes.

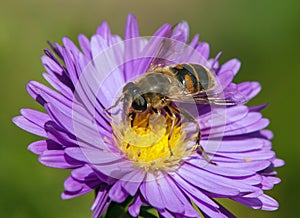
[13,14,283,217]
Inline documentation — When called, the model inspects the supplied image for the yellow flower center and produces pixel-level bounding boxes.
[111,111,197,172]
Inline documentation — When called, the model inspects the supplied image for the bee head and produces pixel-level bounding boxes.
[123,82,147,112]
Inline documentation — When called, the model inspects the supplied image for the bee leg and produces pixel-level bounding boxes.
[129,112,136,128]
[145,118,149,130]
[164,106,176,156]
[178,109,217,165]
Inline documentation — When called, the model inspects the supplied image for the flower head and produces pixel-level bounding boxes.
[13,14,283,217]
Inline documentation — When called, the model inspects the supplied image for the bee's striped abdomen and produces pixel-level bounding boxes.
[169,64,211,94]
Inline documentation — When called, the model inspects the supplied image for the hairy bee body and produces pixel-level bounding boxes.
[105,62,243,164]
[160,63,216,94]
[129,63,216,111]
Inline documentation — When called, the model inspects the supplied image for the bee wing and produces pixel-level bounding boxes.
[145,33,189,72]
[144,23,209,72]
[168,87,249,106]
[193,94,247,106]
[151,39,178,67]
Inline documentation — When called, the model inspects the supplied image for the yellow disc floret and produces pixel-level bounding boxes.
[111,112,197,172]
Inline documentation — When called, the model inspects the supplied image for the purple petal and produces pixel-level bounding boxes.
[272,158,285,167]
[88,36,125,102]
[199,105,248,130]
[62,183,95,199]
[237,82,261,100]
[216,138,265,153]
[218,149,275,161]
[26,80,72,108]
[41,55,64,76]
[249,103,268,112]
[21,108,50,126]
[96,21,112,45]
[65,147,121,164]
[188,193,227,218]
[123,14,141,82]
[140,173,165,209]
[13,116,47,137]
[28,140,62,155]
[261,176,281,190]
[39,150,83,168]
[13,109,51,137]
[259,129,274,139]
[154,176,185,214]
[171,21,189,43]
[219,59,241,76]
[204,113,269,137]
[182,163,261,194]
[63,37,81,57]
[91,185,111,218]
[187,159,256,177]
[93,159,134,181]
[44,122,78,147]
[90,34,110,59]
[258,194,279,211]
[42,52,74,91]
[108,181,128,203]
[78,34,91,59]
[128,195,144,217]
[120,169,145,195]
[232,196,262,209]
[209,52,222,70]
[49,41,64,60]
[157,209,174,218]
[172,173,219,208]
[61,46,79,86]
[164,176,199,217]
[214,160,270,171]
[177,164,240,196]
[71,61,113,117]
[45,103,111,150]
[216,69,234,90]
[125,14,139,40]
[71,164,95,181]
[189,34,199,49]
[196,42,210,60]
[42,73,73,99]
[226,118,270,136]
[64,176,83,192]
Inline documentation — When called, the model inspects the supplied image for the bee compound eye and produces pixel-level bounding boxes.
[132,96,147,111]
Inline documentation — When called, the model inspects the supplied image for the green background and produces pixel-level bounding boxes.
[0,0,298,217]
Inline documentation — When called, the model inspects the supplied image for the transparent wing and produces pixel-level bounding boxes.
[144,23,210,72]
[194,93,248,106]
[151,39,178,67]
[145,34,194,72]
[145,40,183,72]
[167,86,249,106]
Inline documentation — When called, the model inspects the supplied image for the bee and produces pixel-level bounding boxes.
[105,39,247,164]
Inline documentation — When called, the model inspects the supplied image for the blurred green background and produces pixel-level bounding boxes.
[0,0,298,217]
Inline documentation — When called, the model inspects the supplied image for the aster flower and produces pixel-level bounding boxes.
[13,14,284,217]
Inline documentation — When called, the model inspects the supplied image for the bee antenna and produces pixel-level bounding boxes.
[104,95,123,112]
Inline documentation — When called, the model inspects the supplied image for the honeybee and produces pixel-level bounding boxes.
[105,39,247,164]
